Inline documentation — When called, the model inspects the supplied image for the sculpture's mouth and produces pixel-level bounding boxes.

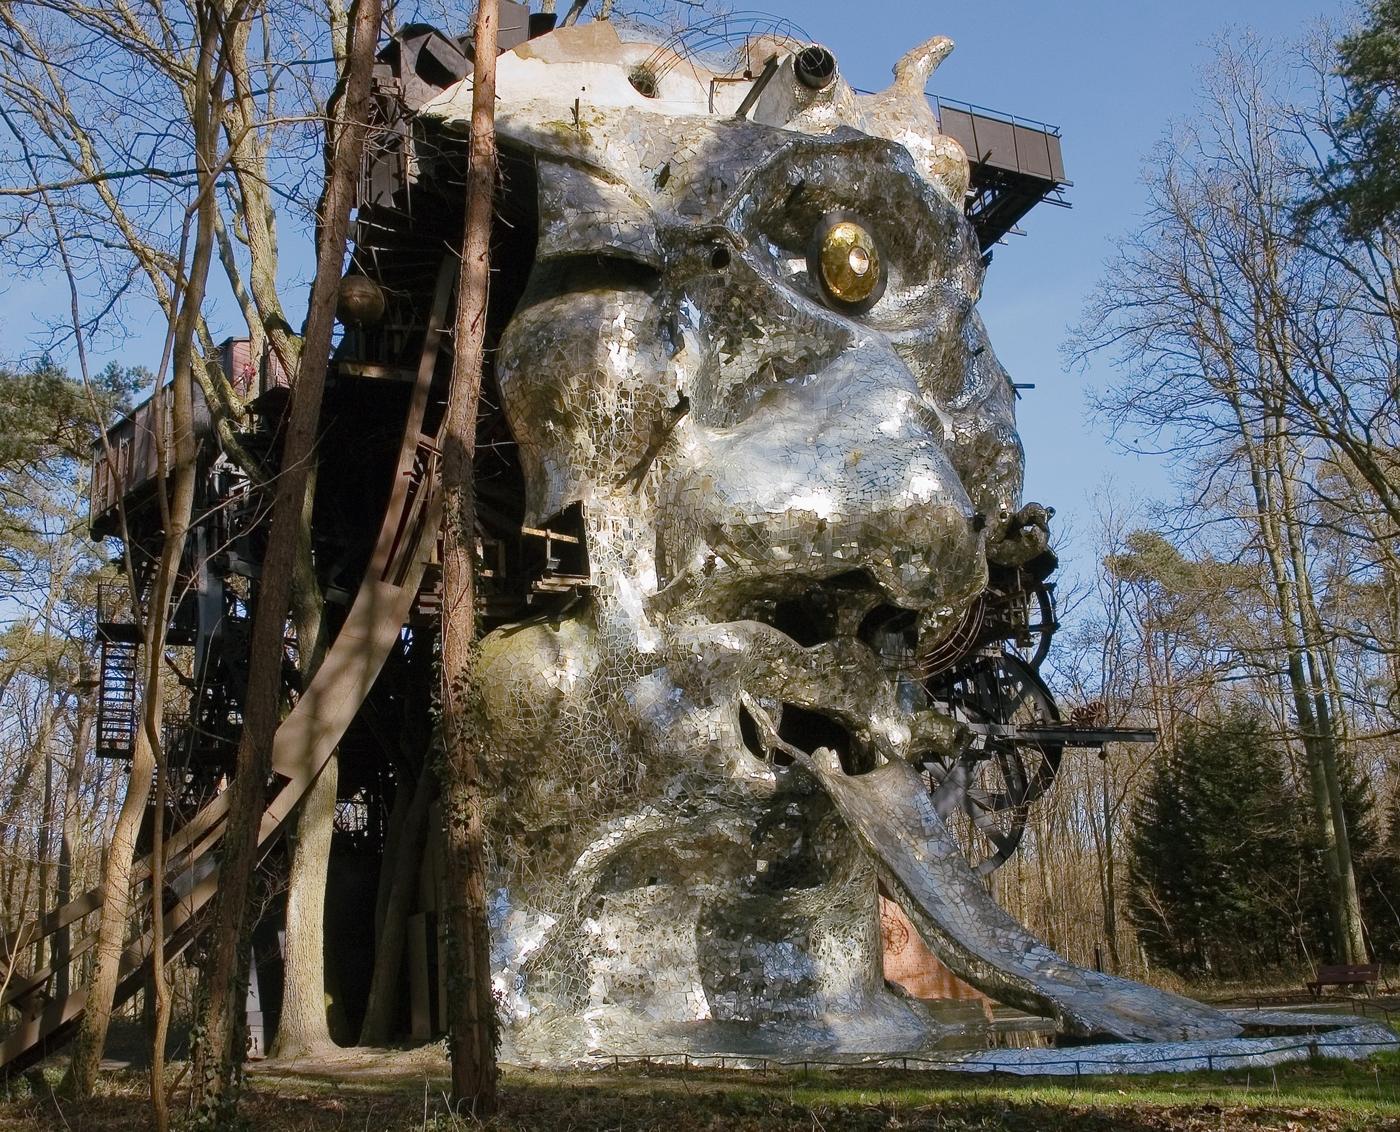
[682,570,943,790]
[738,696,878,776]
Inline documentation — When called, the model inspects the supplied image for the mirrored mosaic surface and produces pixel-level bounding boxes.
[423,22,1242,1064]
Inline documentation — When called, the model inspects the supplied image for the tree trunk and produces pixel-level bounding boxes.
[1098,757,1121,971]
[271,754,338,1058]
[32,732,54,976]
[1269,427,1368,962]
[54,692,93,1001]
[437,0,499,1113]
[64,10,221,1092]
[271,505,336,1059]
[190,0,381,1115]
[358,764,434,1045]
[373,779,412,942]
[149,756,171,1132]
[65,740,155,1094]
[1033,813,1058,951]
[1238,396,1364,965]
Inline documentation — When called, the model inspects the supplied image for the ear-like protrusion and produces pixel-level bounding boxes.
[857,35,969,204]
[889,36,954,100]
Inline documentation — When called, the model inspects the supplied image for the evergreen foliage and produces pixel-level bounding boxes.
[1366,783,1400,960]
[0,360,134,584]
[1129,709,1398,975]
[1345,768,1400,964]
[1282,753,1400,966]
[1304,0,1400,237]
[1129,708,1302,977]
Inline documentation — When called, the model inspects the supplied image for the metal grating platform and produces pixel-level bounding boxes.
[930,94,1071,249]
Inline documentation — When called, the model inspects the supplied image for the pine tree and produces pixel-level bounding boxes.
[1301,756,1392,963]
[1129,707,1302,977]
[1363,782,1400,961]
[1301,0,1400,238]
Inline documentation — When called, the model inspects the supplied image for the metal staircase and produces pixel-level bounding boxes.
[95,585,142,760]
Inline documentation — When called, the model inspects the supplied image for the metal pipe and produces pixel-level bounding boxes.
[794,45,836,90]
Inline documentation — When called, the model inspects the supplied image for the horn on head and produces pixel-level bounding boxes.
[858,35,969,204]
[889,36,954,99]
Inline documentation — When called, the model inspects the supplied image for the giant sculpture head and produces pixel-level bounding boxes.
[423,22,1225,1063]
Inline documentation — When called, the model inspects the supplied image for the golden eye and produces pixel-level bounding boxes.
[808,214,885,313]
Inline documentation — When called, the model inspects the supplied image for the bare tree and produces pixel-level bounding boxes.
[0,366,122,1038]
[57,1,226,1093]
[188,0,381,1116]
[0,0,396,1096]
[438,0,500,1112]
[1072,34,1387,964]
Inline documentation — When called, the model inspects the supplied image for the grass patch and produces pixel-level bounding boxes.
[0,1051,1396,1130]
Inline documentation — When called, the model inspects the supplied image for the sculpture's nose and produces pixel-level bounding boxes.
[660,348,987,615]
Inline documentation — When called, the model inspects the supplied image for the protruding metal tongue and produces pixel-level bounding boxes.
[791,744,1242,1042]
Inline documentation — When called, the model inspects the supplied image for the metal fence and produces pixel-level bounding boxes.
[587,1034,1400,1078]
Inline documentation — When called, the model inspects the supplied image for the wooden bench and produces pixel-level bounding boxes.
[1306,963,1380,998]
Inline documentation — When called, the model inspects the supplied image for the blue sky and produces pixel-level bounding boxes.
[3,0,1352,580]
[789,0,1349,576]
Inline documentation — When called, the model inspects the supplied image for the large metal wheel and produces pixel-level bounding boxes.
[921,652,1063,876]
